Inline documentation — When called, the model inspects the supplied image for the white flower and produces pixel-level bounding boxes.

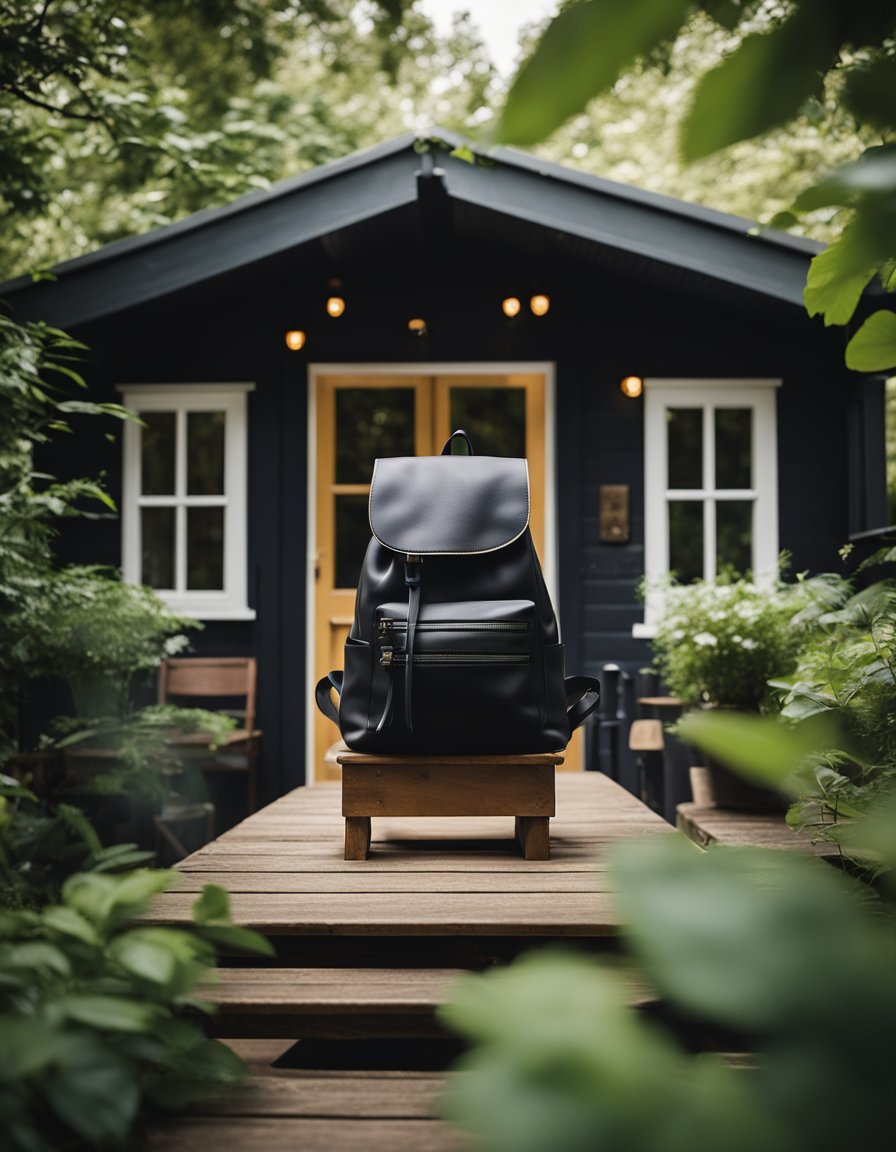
[741,637,758,650]
[693,632,718,647]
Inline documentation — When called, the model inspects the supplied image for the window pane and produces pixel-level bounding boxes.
[669,500,703,583]
[141,412,176,495]
[335,494,370,589]
[141,507,175,588]
[717,500,752,575]
[187,507,224,590]
[336,389,415,483]
[187,411,225,495]
[449,387,526,457]
[715,408,752,489]
[667,409,702,489]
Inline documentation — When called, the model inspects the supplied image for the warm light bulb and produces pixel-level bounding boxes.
[530,294,550,316]
[284,330,306,351]
[620,375,643,398]
[408,317,427,334]
[502,296,521,318]
[326,295,346,317]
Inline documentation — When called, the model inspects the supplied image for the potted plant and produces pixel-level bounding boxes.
[648,569,811,808]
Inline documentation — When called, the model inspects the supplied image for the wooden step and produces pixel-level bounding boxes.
[200,965,659,1039]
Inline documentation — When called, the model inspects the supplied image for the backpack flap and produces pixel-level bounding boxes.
[369,455,530,556]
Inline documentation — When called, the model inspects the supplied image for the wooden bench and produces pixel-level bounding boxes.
[337,752,562,861]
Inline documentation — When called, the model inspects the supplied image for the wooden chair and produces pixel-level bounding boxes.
[158,656,262,816]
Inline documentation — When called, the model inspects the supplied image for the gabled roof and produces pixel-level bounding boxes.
[1,129,822,327]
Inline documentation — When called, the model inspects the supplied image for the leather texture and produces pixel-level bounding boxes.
[317,438,599,755]
[369,454,529,555]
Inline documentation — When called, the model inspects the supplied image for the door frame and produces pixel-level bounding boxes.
[305,361,558,782]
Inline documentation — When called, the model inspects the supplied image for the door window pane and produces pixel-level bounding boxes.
[715,408,752,489]
[717,500,753,575]
[187,411,226,495]
[187,507,224,590]
[668,500,703,583]
[336,389,415,483]
[667,409,702,488]
[449,388,525,457]
[335,494,370,588]
[141,412,176,495]
[141,507,175,588]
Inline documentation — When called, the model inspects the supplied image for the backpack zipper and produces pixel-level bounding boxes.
[380,649,529,667]
[378,619,530,636]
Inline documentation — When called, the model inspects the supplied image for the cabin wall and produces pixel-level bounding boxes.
[43,259,853,802]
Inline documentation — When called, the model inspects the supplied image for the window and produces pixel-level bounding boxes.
[120,384,255,619]
[636,379,780,636]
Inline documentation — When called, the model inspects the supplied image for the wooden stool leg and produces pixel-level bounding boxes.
[515,816,550,861]
[345,816,372,860]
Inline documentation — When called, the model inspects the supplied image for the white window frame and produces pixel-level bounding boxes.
[119,383,255,620]
[635,378,780,638]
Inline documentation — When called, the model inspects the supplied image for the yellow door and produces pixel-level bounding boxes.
[312,370,576,781]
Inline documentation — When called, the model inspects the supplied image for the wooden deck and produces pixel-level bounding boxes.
[152,772,670,946]
[147,772,671,1149]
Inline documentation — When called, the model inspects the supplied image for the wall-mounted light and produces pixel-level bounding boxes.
[620,375,643,398]
[530,293,551,317]
[502,296,521,318]
[284,329,306,351]
[408,317,427,336]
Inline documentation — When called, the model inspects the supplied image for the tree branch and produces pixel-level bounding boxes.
[0,82,106,123]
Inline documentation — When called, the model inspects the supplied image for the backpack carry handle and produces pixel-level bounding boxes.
[440,429,475,456]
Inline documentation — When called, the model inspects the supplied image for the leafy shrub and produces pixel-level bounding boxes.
[440,835,896,1152]
[0,776,273,1151]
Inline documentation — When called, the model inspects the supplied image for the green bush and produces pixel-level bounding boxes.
[648,571,811,710]
[0,776,273,1151]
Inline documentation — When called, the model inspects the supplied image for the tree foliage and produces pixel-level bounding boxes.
[496,0,896,371]
[0,0,498,278]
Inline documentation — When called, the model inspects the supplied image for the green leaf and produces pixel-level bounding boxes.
[192,883,230,924]
[804,241,876,326]
[56,993,166,1033]
[0,940,71,976]
[43,905,99,946]
[108,931,178,985]
[795,146,896,211]
[55,802,103,854]
[675,710,841,793]
[683,8,837,161]
[845,310,896,372]
[192,923,275,957]
[498,0,691,146]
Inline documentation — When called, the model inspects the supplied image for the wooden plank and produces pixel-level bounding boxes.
[144,1116,466,1152]
[677,804,837,856]
[170,871,609,892]
[146,890,620,935]
[189,1073,447,1117]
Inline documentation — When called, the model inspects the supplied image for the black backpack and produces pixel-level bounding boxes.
[315,431,600,755]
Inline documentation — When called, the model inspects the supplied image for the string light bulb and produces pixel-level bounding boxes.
[408,317,427,335]
[530,294,551,317]
[284,330,306,351]
[502,296,521,317]
[620,375,643,398]
[325,294,345,318]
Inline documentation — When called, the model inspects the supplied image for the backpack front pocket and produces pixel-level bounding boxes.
[370,599,539,733]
